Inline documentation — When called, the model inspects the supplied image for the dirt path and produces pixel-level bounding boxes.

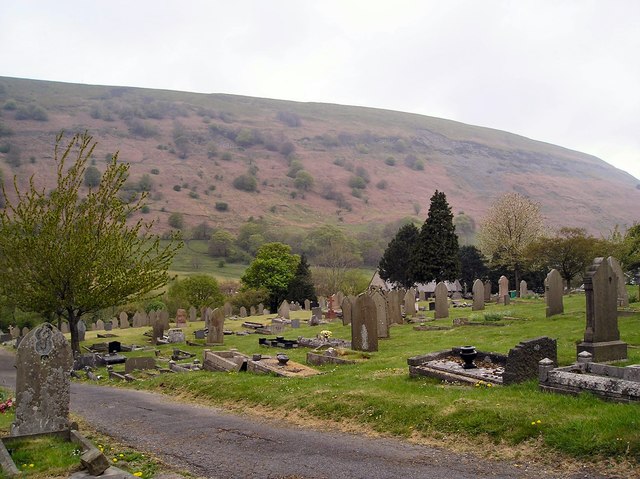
[0,348,615,479]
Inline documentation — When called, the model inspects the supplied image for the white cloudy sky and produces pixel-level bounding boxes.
[2,1,639,180]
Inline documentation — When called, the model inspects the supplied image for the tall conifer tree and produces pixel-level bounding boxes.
[378,223,419,288]
[286,254,317,304]
[411,190,460,283]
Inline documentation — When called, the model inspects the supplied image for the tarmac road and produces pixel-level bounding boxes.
[0,348,616,479]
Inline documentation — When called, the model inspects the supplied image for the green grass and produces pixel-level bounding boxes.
[162,239,247,280]
[1,437,81,478]
[69,294,640,467]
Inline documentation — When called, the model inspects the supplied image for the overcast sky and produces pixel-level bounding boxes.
[2,1,639,180]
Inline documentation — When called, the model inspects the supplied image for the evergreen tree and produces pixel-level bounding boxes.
[378,223,419,288]
[458,245,488,290]
[410,190,460,283]
[286,254,317,304]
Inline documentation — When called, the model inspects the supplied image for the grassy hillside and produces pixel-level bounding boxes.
[0,76,638,238]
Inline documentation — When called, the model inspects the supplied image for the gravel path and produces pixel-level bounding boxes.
[0,348,616,479]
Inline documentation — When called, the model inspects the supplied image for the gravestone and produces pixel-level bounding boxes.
[159,310,170,331]
[577,257,627,361]
[484,280,491,302]
[434,282,449,319]
[258,303,264,315]
[189,306,197,322]
[148,310,157,327]
[545,269,564,317]
[388,290,403,325]
[451,291,463,300]
[419,291,426,301]
[119,311,129,329]
[60,321,70,334]
[318,296,326,309]
[223,302,233,317]
[291,319,300,328]
[403,290,416,317]
[608,256,629,307]
[351,294,378,352]
[125,357,156,374]
[175,309,188,328]
[520,280,528,298]
[21,327,30,337]
[132,312,141,328]
[370,290,389,339]
[240,306,247,318]
[207,308,225,345]
[335,291,345,308]
[104,320,113,331]
[114,317,122,329]
[140,311,150,327]
[278,300,290,319]
[498,276,509,304]
[472,279,485,311]
[341,297,353,326]
[310,307,323,326]
[151,316,165,345]
[95,319,104,331]
[271,318,286,334]
[11,323,73,436]
[77,320,87,342]
[250,306,256,316]
[304,299,311,311]
[167,329,185,343]
[10,325,20,338]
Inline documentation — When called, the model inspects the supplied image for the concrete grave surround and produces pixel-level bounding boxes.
[498,276,509,304]
[520,280,528,298]
[341,297,353,326]
[12,323,73,436]
[545,269,564,317]
[370,290,389,339]
[502,337,557,384]
[577,257,627,361]
[434,282,449,319]
[472,279,485,311]
[607,256,629,307]
[207,308,225,345]
[351,293,378,352]
[278,300,290,319]
[484,280,491,302]
[403,290,416,317]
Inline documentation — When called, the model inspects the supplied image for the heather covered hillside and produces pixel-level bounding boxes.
[0,76,638,240]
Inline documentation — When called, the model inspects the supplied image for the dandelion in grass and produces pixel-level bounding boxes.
[133,473,143,477]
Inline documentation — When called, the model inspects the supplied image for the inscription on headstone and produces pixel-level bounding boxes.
[351,294,378,352]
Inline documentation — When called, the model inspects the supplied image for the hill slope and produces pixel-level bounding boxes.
[0,76,637,237]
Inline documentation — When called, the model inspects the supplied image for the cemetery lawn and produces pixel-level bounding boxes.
[75,293,640,473]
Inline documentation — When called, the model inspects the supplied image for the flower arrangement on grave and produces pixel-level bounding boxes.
[0,396,14,413]
[319,330,332,340]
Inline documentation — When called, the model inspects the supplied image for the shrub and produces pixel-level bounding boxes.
[15,103,48,121]
[333,157,346,167]
[0,144,10,154]
[145,298,166,313]
[287,160,304,178]
[173,185,182,192]
[348,175,366,189]
[376,179,388,189]
[294,171,314,191]
[84,166,101,187]
[355,166,370,183]
[279,141,296,157]
[2,100,17,111]
[138,174,153,192]
[141,205,150,214]
[221,151,233,161]
[233,174,257,192]
[207,142,218,158]
[384,157,396,166]
[189,191,199,199]
[276,111,301,127]
[215,202,229,212]
[0,121,13,137]
[168,212,184,229]
[150,168,160,175]
[126,118,157,138]
[235,128,261,147]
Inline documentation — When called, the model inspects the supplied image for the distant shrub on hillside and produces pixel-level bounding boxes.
[235,128,262,148]
[384,157,396,166]
[15,103,48,121]
[404,154,424,170]
[168,212,184,229]
[233,174,257,192]
[287,160,304,178]
[276,111,301,127]
[279,141,295,157]
[376,179,388,189]
[221,151,233,161]
[215,202,229,211]
[2,100,17,111]
[84,166,101,187]
[126,118,157,138]
[0,121,12,137]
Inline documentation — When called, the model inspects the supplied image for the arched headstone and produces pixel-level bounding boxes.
[472,279,485,311]
[434,282,449,319]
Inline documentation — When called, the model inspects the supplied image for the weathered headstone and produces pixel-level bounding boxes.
[95,319,104,331]
[119,311,129,329]
[351,294,378,352]
[223,302,233,318]
[403,290,416,317]
[318,296,326,309]
[304,299,311,311]
[257,303,264,315]
[418,291,426,301]
[250,306,256,316]
[271,318,286,334]
[152,316,164,345]
[167,329,185,343]
[12,323,73,436]
[207,308,225,345]
[341,297,353,326]
[472,279,485,311]
[310,307,323,326]
[60,321,70,334]
[125,357,156,374]
[21,326,30,337]
[498,276,509,305]
[175,308,188,328]
[434,282,449,319]
[240,306,247,318]
[484,280,491,302]
[370,290,389,339]
[608,256,629,308]
[545,269,564,317]
[335,291,345,308]
[519,280,528,298]
[388,290,403,325]
[278,300,290,319]
[159,310,170,331]
[577,257,627,361]
[112,317,120,329]
[77,320,87,342]
[104,320,113,331]
[9,325,20,339]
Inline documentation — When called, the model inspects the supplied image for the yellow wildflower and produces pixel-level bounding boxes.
[133,473,143,477]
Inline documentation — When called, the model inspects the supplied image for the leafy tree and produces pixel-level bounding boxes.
[168,212,184,229]
[477,192,545,294]
[241,242,300,310]
[208,230,235,257]
[294,170,314,191]
[458,245,488,290]
[410,190,460,283]
[167,274,224,311]
[233,174,257,192]
[619,223,640,271]
[378,223,419,288]
[84,165,101,187]
[0,132,181,353]
[191,221,213,240]
[286,254,317,303]
[229,287,269,311]
[453,211,476,245]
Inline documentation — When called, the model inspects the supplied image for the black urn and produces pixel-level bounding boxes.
[459,346,478,369]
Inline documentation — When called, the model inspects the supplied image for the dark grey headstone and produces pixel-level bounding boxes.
[351,294,378,352]
[434,282,449,319]
[545,269,564,317]
[207,308,224,344]
[77,320,87,342]
[370,290,389,339]
[12,323,73,436]
[341,297,353,326]
[125,357,157,374]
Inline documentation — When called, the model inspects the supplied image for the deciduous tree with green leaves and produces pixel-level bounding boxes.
[0,132,182,354]
[166,274,224,311]
[241,242,300,310]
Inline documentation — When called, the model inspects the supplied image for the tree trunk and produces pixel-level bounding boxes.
[67,308,80,356]
[514,264,520,298]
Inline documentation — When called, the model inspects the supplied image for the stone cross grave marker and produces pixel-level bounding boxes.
[472,279,485,311]
[577,257,627,361]
[370,290,389,339]
[498,276,509,304]
[434,281,449,319]
[545,269,564,317]
[12,323,73,436]
[351,293,378,352]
